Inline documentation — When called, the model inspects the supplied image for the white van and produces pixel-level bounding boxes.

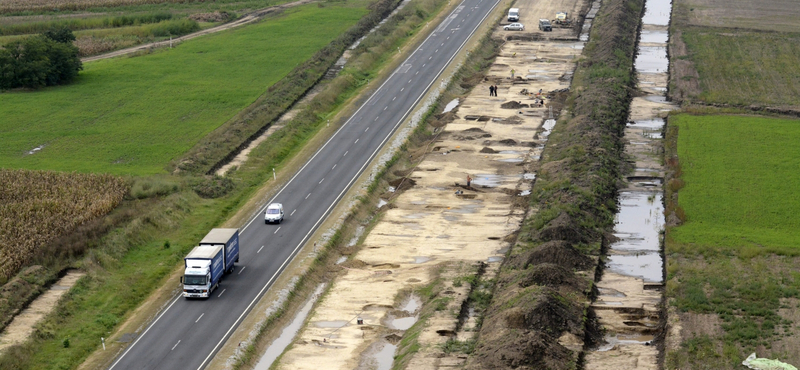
[264,203,284,224]
[507,8,520,22]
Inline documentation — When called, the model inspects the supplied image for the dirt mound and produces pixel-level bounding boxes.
[463,127,487,133]
[537,212,586,244]
[429,111,458,128]
[388,177,416,191]
[518,288,584,334]
[517,263,586,289]
[498,139,517,146]
[480,147,498,153]
[500,101,527,109]
[469,331,574,370]
[340,259,367,269]
[513,240,594,270]
[189,11,232,22]
[453,129,492,140]
[501,116,524,125]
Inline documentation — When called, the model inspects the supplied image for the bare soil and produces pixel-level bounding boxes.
[0,270,85,354]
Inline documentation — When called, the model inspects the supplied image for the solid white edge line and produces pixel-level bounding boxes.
[108,293,183,369]
[109,0,498,367]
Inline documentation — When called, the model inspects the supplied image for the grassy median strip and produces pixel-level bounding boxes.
[0,3,367,175]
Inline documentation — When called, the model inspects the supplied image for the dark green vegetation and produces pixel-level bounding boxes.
[465,0,644,368]
[0,4,367,175]
[0,27,82,89]
[664,114,800,368]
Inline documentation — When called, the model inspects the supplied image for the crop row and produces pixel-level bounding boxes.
[0,169,127,282]
[1,0,185,14]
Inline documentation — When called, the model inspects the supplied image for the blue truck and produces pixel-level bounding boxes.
[182,228,240,299]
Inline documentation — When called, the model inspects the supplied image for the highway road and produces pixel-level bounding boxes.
[108,0,499,368]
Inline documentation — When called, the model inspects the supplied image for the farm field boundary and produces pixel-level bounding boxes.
[664,114,800,368]
[668,0,800,109]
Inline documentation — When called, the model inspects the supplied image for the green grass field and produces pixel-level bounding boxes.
[671,114,800,251]
[682,29,800,107]
[0,3,367,175]
[666,113,800,368]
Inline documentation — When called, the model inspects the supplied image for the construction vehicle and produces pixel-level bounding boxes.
[552,12,573,28]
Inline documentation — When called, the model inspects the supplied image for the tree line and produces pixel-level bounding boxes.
[0,28,83,90]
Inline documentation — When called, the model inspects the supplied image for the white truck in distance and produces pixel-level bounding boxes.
[507,8,520,21]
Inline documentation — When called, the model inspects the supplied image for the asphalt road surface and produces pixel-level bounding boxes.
[108,0,499,368]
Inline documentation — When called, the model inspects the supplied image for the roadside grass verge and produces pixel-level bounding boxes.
[0,3,367,175]
[676,27,800,108]
[665,113,800,368]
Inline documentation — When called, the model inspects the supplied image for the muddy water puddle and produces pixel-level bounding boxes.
[641,0,672,26]
[470,173,521,187]
[359,341,397,370]
[635,46,668,73]
[443,98,460,113]
[254,284,326,370]
[611,192,663,252]
[596,334,654,351]
[639,29,668,44]
[605,192,663,282]
[628,118,664,129]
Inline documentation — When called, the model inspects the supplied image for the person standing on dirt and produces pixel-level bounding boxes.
[493,85,498,96]
[489,85,495,96]
[511,69,515,79]
[467,175,472,188]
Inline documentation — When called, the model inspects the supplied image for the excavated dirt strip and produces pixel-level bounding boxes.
[271,0,587,368]
[0,270,85,354]
[584,0,675,367]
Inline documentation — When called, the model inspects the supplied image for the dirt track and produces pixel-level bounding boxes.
[80,0,316,63]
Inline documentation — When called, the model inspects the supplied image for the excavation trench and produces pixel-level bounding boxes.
[584,0,676,368]
[263,0,596,367]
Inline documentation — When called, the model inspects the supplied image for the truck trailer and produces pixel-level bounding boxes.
[182,228,240,298]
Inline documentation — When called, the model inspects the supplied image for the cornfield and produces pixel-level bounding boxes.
[0,169,127,282]
[0,0,191,14]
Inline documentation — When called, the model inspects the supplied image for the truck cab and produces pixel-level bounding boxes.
[183,262,213,298]
[182,245,225,298]
[507,8,520,22]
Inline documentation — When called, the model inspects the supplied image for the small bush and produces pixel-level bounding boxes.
[130,177,180,199]
[192,175,234,198]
